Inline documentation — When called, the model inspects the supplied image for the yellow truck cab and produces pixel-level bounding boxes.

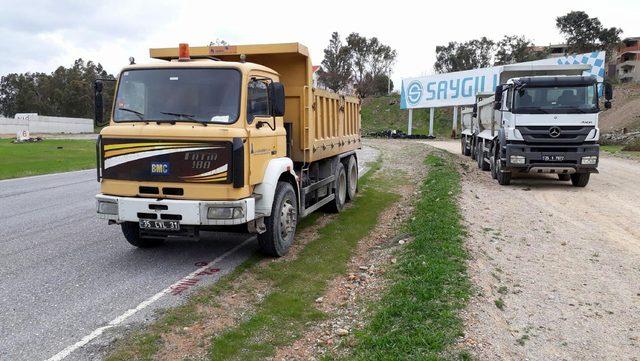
[94,43,361,256]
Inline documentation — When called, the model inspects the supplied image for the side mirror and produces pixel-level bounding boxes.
[494,85,503,110]
[604,82,613,101]
[268,82,285,117]
[472,104,478,118]
[94,80,105,127]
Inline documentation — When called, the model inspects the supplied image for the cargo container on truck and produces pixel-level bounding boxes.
[94,43,361,256]
[460,64,613,187]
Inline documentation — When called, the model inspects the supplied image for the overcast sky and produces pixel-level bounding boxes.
[1,0,638,88]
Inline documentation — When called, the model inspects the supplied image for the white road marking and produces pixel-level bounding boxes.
[44,238,253,361]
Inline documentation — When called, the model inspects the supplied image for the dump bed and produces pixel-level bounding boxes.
[149,43,361,164]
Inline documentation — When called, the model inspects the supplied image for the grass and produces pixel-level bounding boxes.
[601,144,640,159]
[0,138,96,179]
[206,161,398,360]
[342,153,470,360]
[105,158,400,361]
[361,94,456,137]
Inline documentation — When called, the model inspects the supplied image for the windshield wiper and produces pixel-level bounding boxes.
[160,112,208,126]
[159,111,208,126]
[117,107,144,119]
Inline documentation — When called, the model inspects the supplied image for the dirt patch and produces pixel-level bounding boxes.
[600,83,640,133]
[429,140,640,361]
[271,139,431,360]
[152,213,338,361]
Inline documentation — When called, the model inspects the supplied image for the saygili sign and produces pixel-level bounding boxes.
[400,51,606,109]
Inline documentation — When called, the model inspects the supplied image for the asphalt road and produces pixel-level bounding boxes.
[0,147,377,361]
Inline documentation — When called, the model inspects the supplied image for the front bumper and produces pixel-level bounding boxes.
[96,195,256,226]
[504,143,599,173]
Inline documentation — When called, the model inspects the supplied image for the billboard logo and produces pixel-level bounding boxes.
[407,81,423,105]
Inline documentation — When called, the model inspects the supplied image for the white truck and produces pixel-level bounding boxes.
[460,64,613,187]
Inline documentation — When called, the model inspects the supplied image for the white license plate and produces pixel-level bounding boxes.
[542,155,565,162]
[139,220,180,231]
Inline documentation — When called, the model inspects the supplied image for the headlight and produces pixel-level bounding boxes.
[581,156,598,165]
[207,207,244,219]
[510,155,526,164]
[97,201,118,215]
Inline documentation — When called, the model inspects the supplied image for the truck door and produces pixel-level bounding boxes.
[246,78,277,185]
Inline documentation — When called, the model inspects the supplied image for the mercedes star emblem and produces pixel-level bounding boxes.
[549,126,561,138]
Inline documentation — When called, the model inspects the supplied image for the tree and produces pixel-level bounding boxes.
[317,32,352,93]
[434,37,495,73]
[494,35,548,65]
[556,11,622,54]
[345,33,397,98]
[0,59,114,118]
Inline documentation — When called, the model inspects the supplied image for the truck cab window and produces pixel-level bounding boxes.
[247,80,270,123]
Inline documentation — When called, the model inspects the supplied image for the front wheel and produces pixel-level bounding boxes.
[570,173,590,187]
[121,222,165,248]
[258,181,298,257]
[495,158,511,185]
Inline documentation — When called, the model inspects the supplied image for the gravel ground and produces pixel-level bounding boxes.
[428,140,640,361]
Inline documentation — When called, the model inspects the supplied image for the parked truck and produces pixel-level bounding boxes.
[94,43,361,256]
[461,64,613,187]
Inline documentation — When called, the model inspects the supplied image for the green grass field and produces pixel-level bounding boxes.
[0,139,96,180]
[601,144,640,159]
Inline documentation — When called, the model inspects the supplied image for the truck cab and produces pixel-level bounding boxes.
[492,75,612,186]
[94,43,361,256]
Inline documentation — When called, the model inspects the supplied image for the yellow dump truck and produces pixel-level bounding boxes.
[94,43,361,256]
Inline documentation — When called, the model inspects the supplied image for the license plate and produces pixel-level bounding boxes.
[139,219,180,231]
[542,155,565,162]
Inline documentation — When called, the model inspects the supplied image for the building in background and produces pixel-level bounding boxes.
[615,37,640,83]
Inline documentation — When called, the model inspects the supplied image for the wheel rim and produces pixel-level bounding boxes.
[279,198,296,240]
[338,170,347,205]
[349,163,357,194]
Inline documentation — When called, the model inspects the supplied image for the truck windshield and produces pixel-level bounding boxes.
[113,68,241,123]
[512,84,598,114]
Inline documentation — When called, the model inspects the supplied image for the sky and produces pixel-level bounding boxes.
[1,0,638,89]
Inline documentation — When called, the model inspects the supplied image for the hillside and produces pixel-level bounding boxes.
[360,94,457,138]
[600,83,640,133]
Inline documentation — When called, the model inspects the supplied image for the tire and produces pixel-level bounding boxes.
[495,159,511,185]
[461,138,465,155]
[121,222,165,248]
[558,174,571,181]
[325,162,347,213]
[257,181,298,257]
[345,156,358,201]
[570,173,590,187]
[477,141,490,171]
[470,139,477,160]
[490,155,498,180]
[463,138,471,156]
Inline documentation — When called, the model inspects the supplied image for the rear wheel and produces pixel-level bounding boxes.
[558,174,571,181]
[345,156,358,201]
[470,139,477,160]
[121,222,165,248]
[570,173,590,187]
[325,162,347,213]
[477,141,490,171]
[463,137,471,156]
[258,181,298,257]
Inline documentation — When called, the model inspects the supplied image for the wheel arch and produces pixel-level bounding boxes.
[253,158,299,217]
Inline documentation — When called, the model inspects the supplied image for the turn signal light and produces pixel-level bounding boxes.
[178,43,190,61]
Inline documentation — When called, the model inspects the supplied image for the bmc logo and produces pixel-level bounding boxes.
[407,81,423,105]
[151,162,170,175]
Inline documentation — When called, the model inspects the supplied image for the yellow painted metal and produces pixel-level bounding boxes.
[149,42,362,163]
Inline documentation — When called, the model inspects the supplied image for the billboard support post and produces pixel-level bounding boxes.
[429,108,434,137]
[452,106,458,138]
[407,109,413,136]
